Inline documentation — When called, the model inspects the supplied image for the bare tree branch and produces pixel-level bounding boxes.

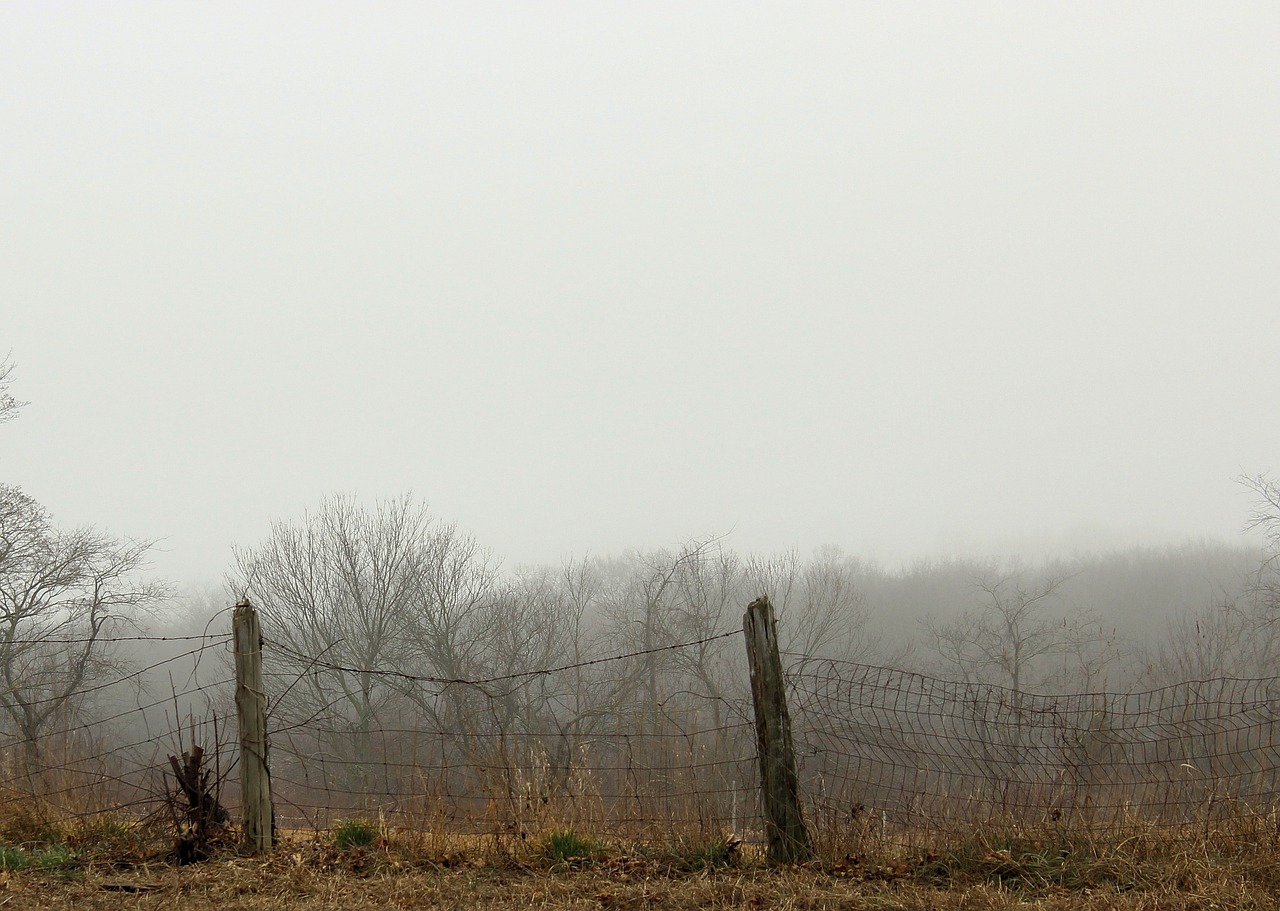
[0,484,166,783]
[0,355,26,426]
[923,565,1114,693]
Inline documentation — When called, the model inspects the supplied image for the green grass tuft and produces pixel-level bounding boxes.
[0,843,77,871]
[542,829,604,867]
[679,835,741,871]
[332,817,380,850]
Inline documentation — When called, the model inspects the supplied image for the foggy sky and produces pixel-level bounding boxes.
[3,3,1277,588]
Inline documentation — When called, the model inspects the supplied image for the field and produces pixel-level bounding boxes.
[4,822,1280,910]
[8,597,1280,910]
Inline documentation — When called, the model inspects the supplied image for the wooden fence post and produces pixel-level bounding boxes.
[233,598,274,853]
[744,595,813,863]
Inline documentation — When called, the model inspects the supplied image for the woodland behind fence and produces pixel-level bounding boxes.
[4,615,1280,850]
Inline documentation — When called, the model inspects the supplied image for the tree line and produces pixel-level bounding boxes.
[2,354,1279,796]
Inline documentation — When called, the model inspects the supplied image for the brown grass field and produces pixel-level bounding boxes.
[4,821,1280,911]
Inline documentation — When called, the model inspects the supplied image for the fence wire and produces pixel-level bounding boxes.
[7,621,1280,851]
[789,657,1280,843]
[259,631,760,839]
[0,633,237,826]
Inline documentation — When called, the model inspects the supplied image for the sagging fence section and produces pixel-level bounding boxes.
[5,596,1280,855]
[791,658,1280,840]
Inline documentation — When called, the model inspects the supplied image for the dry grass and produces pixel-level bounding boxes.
[4,780,1280,910]
[4,856,1280,911]
[1,821,1280,911]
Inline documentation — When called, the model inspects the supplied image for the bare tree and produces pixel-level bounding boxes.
[924,566,1114,693]
[0,366,164,784]
[229,494,500,788]
[1241,473,1280,616]
[747,547,892,669]
[1144,473,1280,686]
[0,355,25,427]
[232,495,421,734]
[1243,473,1280,551]
[480,563,599,733]
[0,484,165,783]
[597,538,734,737]
[1140,593,1264,684]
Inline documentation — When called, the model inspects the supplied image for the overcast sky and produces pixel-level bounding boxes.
[3,3,1277,588]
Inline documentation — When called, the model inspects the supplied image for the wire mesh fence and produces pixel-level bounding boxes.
[789,655,1280,846]
[5,613,1280,854]
[0,633,237,828]
[259,631,762,841]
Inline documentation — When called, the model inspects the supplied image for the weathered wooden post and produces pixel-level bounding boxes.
[233,598,274,853]
[743,595,813,863]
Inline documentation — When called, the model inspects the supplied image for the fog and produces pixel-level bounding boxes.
[3,3,1278,593]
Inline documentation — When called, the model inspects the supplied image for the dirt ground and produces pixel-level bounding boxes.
[7,857,1280,911]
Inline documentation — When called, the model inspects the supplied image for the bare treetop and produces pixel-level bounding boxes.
[0,355,25,426]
